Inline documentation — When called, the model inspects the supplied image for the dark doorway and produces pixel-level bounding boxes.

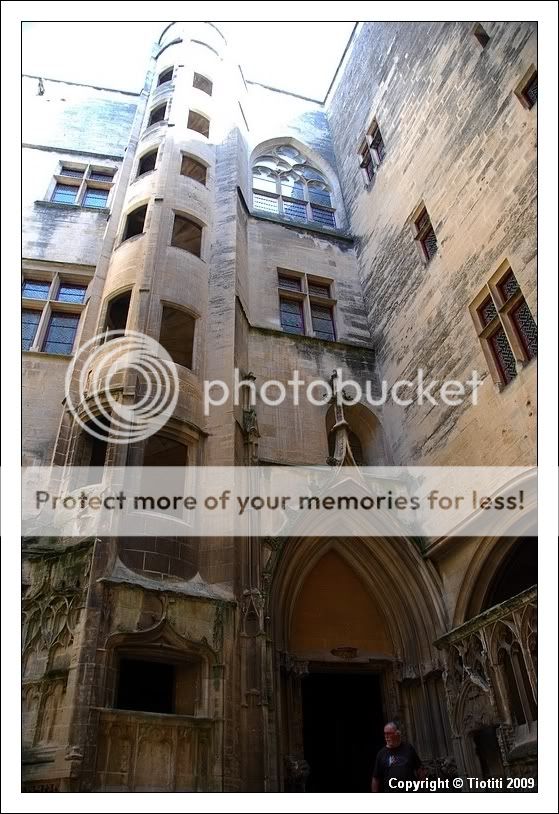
[302,671,384,792]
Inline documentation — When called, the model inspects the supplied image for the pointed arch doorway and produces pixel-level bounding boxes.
[283,549,395,792]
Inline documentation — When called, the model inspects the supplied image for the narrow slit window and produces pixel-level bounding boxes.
[473,23,490,48]
[193,73,213,96]
[187,110,210,138]
[123,205,147,241]
[515,67,538,110]
[171,214,202,257]
[137,149,158,177]
[180,155,207,185]
[414,206,438,261]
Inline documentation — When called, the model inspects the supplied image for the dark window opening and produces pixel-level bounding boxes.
[148,104,166,127]
[308,281,330,298]
[60,166,84,179]
[187,110,210,138]
[280,297,304,335]
[22,309,41,350]
[41,312,80,354]
[523,73,537,108]
[473,727,504,780]
[143,435,188,467]
[193,73,213,96]
[159,306,195,368]
[76,418,110,484]
[370,125,385,164]
[171,214,202,256]
[414,207,437,261]
[137,150,158,177]
[180,155,207,185]
[103,291,131,339]
[157,67,174,86]
[123,205,147,241]
[278,275,302,292]
[89,170,115,182]
[482,537,537,611]
[117,658,175,714]
[473,23,490,48]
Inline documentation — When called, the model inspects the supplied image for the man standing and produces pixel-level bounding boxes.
[371,721,424,792]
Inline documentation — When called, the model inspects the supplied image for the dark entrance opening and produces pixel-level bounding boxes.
[302,671,384,792]
[116,658,175,714]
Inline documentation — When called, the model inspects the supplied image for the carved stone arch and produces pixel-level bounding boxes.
[250,136,347,228]
[268,531,446,671]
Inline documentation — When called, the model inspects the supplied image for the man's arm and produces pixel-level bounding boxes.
[371,776,381,793]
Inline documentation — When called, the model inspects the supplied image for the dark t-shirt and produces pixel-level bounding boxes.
[372,742,421,792]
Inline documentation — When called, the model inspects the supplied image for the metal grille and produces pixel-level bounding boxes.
[22,310,41,350]
[89,171,114,182]
[308,282,330,297]
[311,206,335,228]
[42,313,80,355]
[283,200,307,221]
[60,167,84,178]
[278,276,302,291]
[22,280,50,300]
[311,304,335,340]
[83,188,109,208]
[280,298,304,334]
[490,327,517,384]
[193,73,213,96]
[253,192,279,215]
[187,110,210,138]
[52,184,78,204]
[479,297,497,326]
[499,271,520,301]
[524,75,537,107]
[57,284,87,304]
[512,300,538,360]
[421,229,438,259]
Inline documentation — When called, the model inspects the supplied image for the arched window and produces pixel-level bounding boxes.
[252,145,336,228]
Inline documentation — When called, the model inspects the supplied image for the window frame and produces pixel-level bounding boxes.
[192,72,213,96]
[49,162,116,210]
[170,212,204,258]
[180,154,208,186]
[469,262,537,389]
[514,65,538,110]
[21,268,90,355]
[187,109,211,138]
[358,118,386,185]
[277,270,337,341]
[136,148,159,179]
[411,203,438,263]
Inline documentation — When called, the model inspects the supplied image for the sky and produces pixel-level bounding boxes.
[21,21,356,100]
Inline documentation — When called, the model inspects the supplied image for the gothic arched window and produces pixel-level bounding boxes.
[252,145,336,228]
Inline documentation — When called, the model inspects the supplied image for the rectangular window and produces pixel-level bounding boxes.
[138,150,158,177]
[283,199,307,221]
[83,187,109,208]
[523,73,537,108]
[41,312,80,355]
[308,281,330,298]
[310,206,336,228]
[22,309,41,350]
[359,120,386,184]
[311,303,335,341]
[57,283,87,303]
[22,280,50,300]
[171,214,202,257]
[278,275,302,292]
[279,298,305,335]
[515,66,538,110]
[370,124,386,164]
[123,205,147,241]
[253,192,279,215]
[413,206,437,261]
[473,23,490,47]
[187,110,210,138]
[193,73,213,96]
[89,170,114,183]
[471,264,537,388]
[60,166,84,179]
[359,144,375,183]
[51,183,78,204]
[180,155,207,185]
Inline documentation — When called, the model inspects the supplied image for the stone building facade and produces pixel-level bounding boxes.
[22,22,537,792]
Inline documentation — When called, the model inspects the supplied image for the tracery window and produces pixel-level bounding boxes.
[252,145,336,228]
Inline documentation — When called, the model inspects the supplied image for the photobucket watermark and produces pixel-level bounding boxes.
[204,368,484,415]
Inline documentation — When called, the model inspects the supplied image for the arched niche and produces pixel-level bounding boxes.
[326,402,391,465]
[290,550,393,660]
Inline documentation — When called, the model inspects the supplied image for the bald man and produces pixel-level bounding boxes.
[371,721,424,792]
